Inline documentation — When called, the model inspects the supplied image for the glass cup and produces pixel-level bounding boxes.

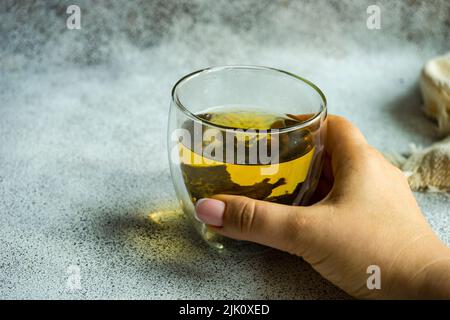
[167,66,327,254]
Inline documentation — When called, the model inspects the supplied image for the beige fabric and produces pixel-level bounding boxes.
[385,53,450,192]
[385,138,450,192]
[420,53,450,134]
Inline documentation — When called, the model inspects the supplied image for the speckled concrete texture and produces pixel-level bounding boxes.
[0,0,449,299]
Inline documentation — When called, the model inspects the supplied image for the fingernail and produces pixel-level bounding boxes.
[195,198,225,227]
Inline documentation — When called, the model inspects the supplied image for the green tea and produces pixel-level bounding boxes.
[178,107,316,205]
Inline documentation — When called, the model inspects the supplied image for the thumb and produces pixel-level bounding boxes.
[195,195,323,254]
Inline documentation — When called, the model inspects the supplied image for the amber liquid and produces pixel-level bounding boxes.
[179,107,316,206]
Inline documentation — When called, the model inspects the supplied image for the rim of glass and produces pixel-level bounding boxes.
[171,65,327,133]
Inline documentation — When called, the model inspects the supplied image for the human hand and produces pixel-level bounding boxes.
[194,115,450,299]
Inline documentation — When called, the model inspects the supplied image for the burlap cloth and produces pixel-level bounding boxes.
[385,137,450,192]
[385,54,450,192]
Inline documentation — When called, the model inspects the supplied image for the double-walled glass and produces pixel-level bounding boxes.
[168,66,327,254]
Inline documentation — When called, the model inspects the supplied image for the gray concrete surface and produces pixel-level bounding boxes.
[0,0,449,299]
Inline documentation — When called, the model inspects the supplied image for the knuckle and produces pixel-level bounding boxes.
[363,145,381,160]
[293,214,309,233]
[367,145,383,158]
[289,211,313,239]
[353,145,383,171]
[346,148,373,172]
[284,209,321,255]
[234,197,257,234]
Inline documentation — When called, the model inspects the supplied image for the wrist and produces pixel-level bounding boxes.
[385,235,450,299]
[403,240,450,299]
[415,246,450,299]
